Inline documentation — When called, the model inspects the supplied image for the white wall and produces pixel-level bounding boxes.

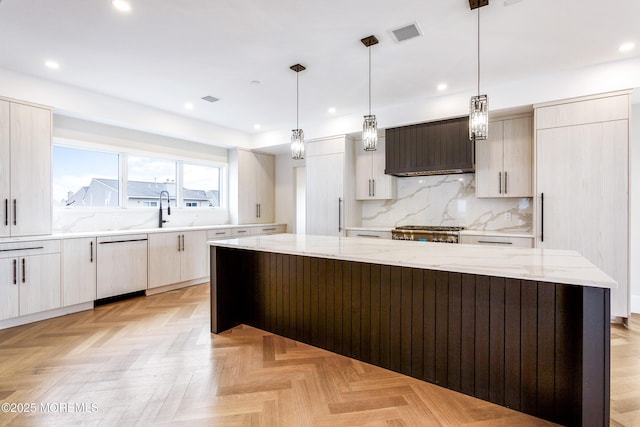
[0,67,251,149]
[631,103,640,313]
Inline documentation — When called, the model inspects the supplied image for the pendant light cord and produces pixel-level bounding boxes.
[368,46,372,115]
[296,72,299,129]
[477,7,480,97]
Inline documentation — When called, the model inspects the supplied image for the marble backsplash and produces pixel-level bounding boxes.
[361,173,533,233]
[52,207,229,233]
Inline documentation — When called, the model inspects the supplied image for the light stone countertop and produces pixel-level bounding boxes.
[208,233,616,289]
[0,223,284,243]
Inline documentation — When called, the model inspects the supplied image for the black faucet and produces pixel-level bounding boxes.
[159,190,171,228]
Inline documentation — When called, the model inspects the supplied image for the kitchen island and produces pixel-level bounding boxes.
[209,233,615,427]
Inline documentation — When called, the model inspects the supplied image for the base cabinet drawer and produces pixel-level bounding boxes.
[345,230,392,239]
[459,234,533,248]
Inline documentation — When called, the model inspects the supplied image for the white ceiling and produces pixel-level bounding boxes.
[0,0,639,138]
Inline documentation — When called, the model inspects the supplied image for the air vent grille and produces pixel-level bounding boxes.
[391,23,422,42]
[201,96,220,103]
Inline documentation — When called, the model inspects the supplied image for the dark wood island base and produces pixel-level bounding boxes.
[211,246,610,427]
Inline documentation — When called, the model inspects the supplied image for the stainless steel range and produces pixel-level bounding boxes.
[391,225,465,243]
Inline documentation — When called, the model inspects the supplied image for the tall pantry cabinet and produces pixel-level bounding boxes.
[0,98,52,237]
[305,135,359,236]
[535,91,630,320]
[228,149,275,224]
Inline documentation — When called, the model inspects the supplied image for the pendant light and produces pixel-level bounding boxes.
[469,2,488,141]
[361,35,379,151]
[290,64,306,160]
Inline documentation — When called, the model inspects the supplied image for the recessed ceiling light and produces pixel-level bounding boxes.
[328,107,336,114]
[254,124,262,130]
[250,80,261,85]
[45,60,60,70]
[437,83,447,91]
[112,0,131,13]
[619,42,635,52]
[184,102,194,110]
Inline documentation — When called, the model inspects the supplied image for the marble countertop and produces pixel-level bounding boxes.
[208,233,616,289]
[0,223,284,243]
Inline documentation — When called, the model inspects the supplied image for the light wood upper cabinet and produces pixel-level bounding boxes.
[0,99,52,237]
[229,149,275,224]
[62,237,97,306]
[355,136,396,200]
[476,115,532,198]
[148,230,207,289]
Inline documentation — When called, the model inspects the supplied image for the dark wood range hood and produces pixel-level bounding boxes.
[384,116,475,177]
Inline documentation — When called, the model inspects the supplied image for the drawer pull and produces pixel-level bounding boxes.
[357,234,380,238]
[262,228,276,232]
[0,246,44,253]
[215,232,227,235]
[477,240,513,245]
[99,238,148,245]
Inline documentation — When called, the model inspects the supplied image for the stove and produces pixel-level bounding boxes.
[391,225,465,243]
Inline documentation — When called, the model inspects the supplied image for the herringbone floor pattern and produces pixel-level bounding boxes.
[0,284,635,426]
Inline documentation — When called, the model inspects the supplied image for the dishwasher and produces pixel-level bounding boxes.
[96,234,148,299]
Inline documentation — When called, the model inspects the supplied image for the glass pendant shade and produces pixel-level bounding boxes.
[362,114,378,151]
[291,128,304,160]
[469,94,488,141]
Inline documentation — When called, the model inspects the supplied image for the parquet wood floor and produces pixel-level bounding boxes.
[0,283,635,426]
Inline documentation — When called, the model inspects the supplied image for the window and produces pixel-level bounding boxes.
[53,145,224,209]
[53,146,119,208]
[127,155,177,208]
[183,163,221,208]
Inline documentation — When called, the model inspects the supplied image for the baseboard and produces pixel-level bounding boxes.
[632,295,640,314]
[0,302,94,331]
[145,277,209,296]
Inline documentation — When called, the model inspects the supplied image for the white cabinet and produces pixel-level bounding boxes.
[62,237,97,306]
[148,230,208,289]
[96,234,148,299]
[345,229,392,239]
[229,149,275,224]
[534,91,629,319]
[306,136,359,237]
[459,233,533,248]
[255,224,286,235]
[0,240,61,321]
[0,99,52,237]
[355,136,396,200]
[476,115,532,198]
[207,228,232,240]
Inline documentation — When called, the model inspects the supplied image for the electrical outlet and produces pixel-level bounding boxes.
[505,212,512,222]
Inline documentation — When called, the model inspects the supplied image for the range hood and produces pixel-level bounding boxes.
[384,116,475,177]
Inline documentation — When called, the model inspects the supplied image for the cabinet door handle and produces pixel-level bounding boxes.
[259,204,261,218]
[181,235,185,251]
[498,172,502,194]
[178,234,182,251]
[368,179,372,197]
[504,171,508,194]
[90,241,94,262]
[13,259,17,285]
[13,199,17,226]
[372,179,375,197]
[22,258,26,284]
[338,198,343,233]
[3,199,7,226]
[477,240,513,245]
[540,193,544,243]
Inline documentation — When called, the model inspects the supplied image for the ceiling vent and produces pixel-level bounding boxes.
[201,95,220,103]
[390,23,422,43]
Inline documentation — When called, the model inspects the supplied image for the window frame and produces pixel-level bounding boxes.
[52,140,227,211]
